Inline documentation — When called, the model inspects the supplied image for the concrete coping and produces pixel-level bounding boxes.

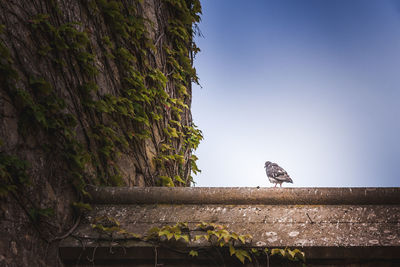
[87,186,400,205]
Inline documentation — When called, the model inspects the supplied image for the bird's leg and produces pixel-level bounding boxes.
[274,184,277,188]
[280,183,282,188]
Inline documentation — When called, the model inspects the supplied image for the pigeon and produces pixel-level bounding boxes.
[264,161,293,187]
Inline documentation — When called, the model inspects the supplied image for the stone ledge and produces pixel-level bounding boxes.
[61,187,400,266]
[87,186,400,205]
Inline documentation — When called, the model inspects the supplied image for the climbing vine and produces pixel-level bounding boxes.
[0,1,203,260]
[90,217,306,265]
[0,0,202,197]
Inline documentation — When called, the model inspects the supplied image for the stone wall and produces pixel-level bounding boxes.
[60,187,400,266]
[0,1,200,266]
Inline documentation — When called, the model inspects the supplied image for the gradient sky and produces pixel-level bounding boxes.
[191,0,400,187]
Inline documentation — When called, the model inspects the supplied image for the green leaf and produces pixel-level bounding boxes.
[189,250,198,257]
[235,252,245,264]
[229,244,235,256]
[158,229,169,237]
[159,176,175,187]
[280,249,286,257]
[72,201,92,211]
[234,249,252,264]
[174,175,186,184]
[181,234,189,243]
[293,249,306,262]
[166,232,174,240]
[287,249,296,260]
[231,232,238,240]
[147,227,160,237]
[270,248,280,256]
[174,233,181,241]
[127,232,142,239]
[194,235,204,241]
[29,207,54,221]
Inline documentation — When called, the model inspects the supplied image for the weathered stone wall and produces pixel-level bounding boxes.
[60,187,400,266]
[0,0,201,266]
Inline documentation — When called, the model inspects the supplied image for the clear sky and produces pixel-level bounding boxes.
[191,0,400,187]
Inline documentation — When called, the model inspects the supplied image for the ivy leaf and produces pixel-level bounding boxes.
[189,250,198,257]
[279,249,286,257]
[181,234,189,243]
[29,207,54,222]
[287,249,296,260]
[166,232,174,240]
[270,248,281,256]
[72,201,92,211]
[174,175,186,184]
[234,249,252,264]
[169,127,179,138]
[235,252,245,264]
[293,249,306,262]
[174,233,181,241]
[147,227,160,235]
[159,176,175,187]
[229,244,235,256]
[158,229,169,237]
[231,232,238,240]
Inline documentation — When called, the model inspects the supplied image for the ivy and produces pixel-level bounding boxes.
[1,0,204,219]
[29,207,55,223]
[0,152,30,197]
[90,219,306,266]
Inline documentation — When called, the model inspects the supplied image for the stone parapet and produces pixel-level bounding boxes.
[61,187,400,266]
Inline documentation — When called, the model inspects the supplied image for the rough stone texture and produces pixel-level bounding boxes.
[0,1,195,266]
[60,187,400,266]
[87,186,400,204]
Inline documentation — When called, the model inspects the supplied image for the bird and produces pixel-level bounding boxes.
[264,161,293,187]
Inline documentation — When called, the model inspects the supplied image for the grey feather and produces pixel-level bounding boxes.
[264,161,293,187]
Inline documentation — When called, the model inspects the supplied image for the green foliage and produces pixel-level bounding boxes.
[95,94,135,118]
[189,250,198,257]
[29,207,54,222]
[102,35,114,48]
[147,222,190,243]
[72,201,93,212]
[270,248,306,263]
[1,0,203,217]
[93,0,202,185]
[0,152,30,197]
[184,124,203,150]
[29,15,98,77]
[89,219,305,265]
[91,215,142,238]
[194,222,253,263]
[97,0,128,38]
[115,47,137,67]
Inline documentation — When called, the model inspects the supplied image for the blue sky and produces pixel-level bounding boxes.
[191,0,400,187]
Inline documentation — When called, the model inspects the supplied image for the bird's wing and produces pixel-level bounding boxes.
[267,163,291,181]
